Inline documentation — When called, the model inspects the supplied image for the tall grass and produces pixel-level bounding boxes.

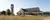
[0,16,44,20]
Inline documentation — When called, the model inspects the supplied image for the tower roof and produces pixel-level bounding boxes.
[11,4,14,6]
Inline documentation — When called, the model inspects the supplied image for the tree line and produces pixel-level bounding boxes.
[0,9,13,15]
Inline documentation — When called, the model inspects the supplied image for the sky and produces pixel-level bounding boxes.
[0,0,50,15]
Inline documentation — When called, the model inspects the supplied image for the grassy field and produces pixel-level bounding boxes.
[0,16,45,20]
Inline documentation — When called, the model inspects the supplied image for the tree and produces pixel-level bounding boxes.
[1,10,6,15]
[0,11,2,15]
[6,9,11,15]
[43,12,49,16]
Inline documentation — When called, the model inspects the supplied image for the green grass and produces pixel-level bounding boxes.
[0,16,45,20]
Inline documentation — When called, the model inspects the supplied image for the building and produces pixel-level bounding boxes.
[11,4,14,15]
[17,7,41,16]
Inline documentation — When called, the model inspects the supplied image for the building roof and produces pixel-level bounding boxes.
[21,7,40,12]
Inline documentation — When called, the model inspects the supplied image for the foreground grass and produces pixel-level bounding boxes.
[0,16,45,20]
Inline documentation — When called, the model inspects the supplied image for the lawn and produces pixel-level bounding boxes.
[0,16,45,20]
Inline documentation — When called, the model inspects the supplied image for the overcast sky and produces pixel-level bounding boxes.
[0,0,50,15]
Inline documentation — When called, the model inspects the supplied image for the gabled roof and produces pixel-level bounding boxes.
[21,7,40,12]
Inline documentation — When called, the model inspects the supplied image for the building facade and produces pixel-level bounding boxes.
[17,7,41,16]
